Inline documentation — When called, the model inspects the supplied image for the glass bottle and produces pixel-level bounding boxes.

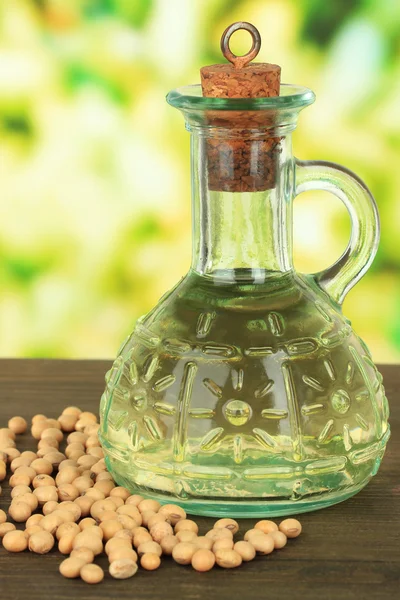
[99,83,390,517]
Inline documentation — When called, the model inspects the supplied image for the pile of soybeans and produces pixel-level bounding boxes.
[0,408,302,583]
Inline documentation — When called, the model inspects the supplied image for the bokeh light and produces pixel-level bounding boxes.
[0,0,399,362]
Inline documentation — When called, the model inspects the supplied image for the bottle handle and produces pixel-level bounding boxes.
[295,159,380,305]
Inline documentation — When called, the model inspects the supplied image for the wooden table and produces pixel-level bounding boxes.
[0,360,399,600]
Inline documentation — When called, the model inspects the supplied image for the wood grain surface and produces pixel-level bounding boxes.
[0,359,399,600]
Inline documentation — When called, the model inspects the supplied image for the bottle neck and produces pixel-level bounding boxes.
[190,132,294,284]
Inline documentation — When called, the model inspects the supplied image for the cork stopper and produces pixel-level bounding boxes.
[200,22,282,192]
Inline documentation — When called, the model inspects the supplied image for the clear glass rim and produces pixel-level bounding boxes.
[166,83,315,111]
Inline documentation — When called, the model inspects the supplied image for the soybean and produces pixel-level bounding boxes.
[80,563,104,584]
[80,517,97,530]
[26,514,43,528]
[270,530,288,549]
[192,549,215,572]
[137,540,162,557]
[251,534,275,555]
[109,547,138,563]
[59,533,78,554]
[72,530,103,555]
[213,538,234,552]
[0,461,6,482]
[244,528,265,542]
[172,542,196,565]
[29,530,55,554]
[56,522,80,541]
[160,534,179,555]
[158,503,186,526]
[62,406,82,418]
[279,518,302,539]
[8,417,27,435]
[105,537,132,556]
[30,458,53,475]
[41,428,63,443]
[43,500,59,515]
[113,529,134,543]
[24,525,43,538]
[214,518,239,535]
[32,474,55,489]
[175,519,199,534]
[58,414,78,433]
[176,530,197,544]
[2,530,28,552]
[109,487,131,501]
[150,521,173,543]
[205,528,233,542]
[74,496,95,517]
[138,499,161,513]
[40,513,62,535]
[17,493,38,511]
[141,552,161,570]
[214,548,242,569]
[195,536,213,551]
[109,558,138,579]
[0,522,16,537]
[125,494,143,506]
[57,483,79,502]
[8,501,31,522]
[58,501,81,522]
[59,557,86,579]
[234,540,256,561]
[70,547,95,564]
[11,485,31,498]
[100,519,123,541]
[34,485,58,505]
[255,519,279,534]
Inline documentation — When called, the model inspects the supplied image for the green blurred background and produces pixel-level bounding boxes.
[1,0,399,361]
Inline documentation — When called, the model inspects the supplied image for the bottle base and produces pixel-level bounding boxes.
[105,455,373,518]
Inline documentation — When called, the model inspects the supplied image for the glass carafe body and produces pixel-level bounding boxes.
[99,85,390,517]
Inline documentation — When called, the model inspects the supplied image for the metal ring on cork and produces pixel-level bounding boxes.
[220,21,262,69]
